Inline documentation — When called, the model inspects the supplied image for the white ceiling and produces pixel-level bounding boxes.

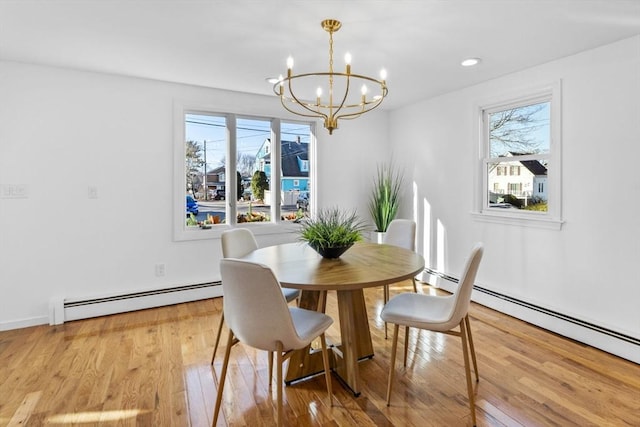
[1,0,639,110]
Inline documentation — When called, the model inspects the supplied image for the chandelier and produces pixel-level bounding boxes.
[273,19,388,135]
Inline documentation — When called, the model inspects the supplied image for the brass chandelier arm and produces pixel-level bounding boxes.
[285,74,329,120]
[274,72,387,111]
[329,73,350,121]
[335,86,388,121]
[279,96,329,120]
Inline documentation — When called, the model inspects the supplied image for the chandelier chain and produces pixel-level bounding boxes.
[328,29,334,114]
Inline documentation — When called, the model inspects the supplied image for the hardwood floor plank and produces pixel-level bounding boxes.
[6,390,41,427]
[185,364,211,427]
[475,399,523,427]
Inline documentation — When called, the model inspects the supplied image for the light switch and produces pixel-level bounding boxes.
[1,184,29,199]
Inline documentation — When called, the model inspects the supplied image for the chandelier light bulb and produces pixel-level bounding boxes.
[345,52,352,74]
[361,84,368,95]
[380,69,387,81]
[287,56,294,69]
[316,87,323,97]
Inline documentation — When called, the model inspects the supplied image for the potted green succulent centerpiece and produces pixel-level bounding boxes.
[298,207,366,259]
[369,162,404,242]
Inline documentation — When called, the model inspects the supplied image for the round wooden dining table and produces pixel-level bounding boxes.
[240,241,425,396]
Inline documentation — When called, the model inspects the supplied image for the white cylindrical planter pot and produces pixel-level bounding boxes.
[371,231,386,244]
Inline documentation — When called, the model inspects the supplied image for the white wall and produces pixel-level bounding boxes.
[0,60,388,329]
[390,36,640,354]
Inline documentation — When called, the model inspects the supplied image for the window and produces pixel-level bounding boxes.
[175,105,314,240]
[474,82,562,229]
[508,182,522,194]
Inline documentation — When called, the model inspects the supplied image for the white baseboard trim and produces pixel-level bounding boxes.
[49,282,223,325]
[0,315,50,331]
[421,269,640,365]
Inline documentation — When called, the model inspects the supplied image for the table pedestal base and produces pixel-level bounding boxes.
[284,289,373,396]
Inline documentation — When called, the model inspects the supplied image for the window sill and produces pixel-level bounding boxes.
[471,210,563,230]
[174,221,301,242]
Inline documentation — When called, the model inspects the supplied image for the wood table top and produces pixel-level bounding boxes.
[240,241,425,291]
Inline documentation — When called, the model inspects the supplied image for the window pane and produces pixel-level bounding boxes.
[282,122,311,220]
[237,118,271,223]
[487,159,548,212]
[185,113,226,226]
[489,101,550,157]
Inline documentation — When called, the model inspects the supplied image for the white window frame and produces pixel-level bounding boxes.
[173,101,316,241]
[472,81,563,230]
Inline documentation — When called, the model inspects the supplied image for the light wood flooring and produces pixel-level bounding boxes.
[1,281,639,426]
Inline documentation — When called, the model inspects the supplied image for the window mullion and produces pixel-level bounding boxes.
[270,119,281,221]
[227,115,237,224]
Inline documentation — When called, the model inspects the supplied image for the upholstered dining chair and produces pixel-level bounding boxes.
[211,228,300,365]
[380,243,483,426]
[213,259,333,427]
[381,219,418,338]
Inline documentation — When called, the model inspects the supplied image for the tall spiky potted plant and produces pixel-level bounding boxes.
[368,162,403,242]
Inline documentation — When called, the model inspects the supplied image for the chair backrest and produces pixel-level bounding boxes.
[448,243,484,327]
[221,228,258,258]
[219,258,308,352]
[382,219,416,251]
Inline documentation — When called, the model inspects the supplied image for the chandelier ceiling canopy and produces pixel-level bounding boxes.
[273,19,388,135]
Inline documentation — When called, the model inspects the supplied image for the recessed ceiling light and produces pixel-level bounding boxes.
[461,58,481,67]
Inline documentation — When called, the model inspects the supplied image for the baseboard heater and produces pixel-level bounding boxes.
[49,281,222,325]
[422,267,639,363]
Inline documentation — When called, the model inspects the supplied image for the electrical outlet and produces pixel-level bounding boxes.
[155,264,165,277]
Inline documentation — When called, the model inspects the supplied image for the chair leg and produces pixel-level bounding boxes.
[386,323,400,406]
[383,285,390,339]
[276,342,284,427]
[412,277,418,293]
[212,330,235,427]
[459,320,477,427]
[210,312,225,365]
[465,315,479,382]
[268,351,274,388]
[403,326,410,367]
[319,333,333,406]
